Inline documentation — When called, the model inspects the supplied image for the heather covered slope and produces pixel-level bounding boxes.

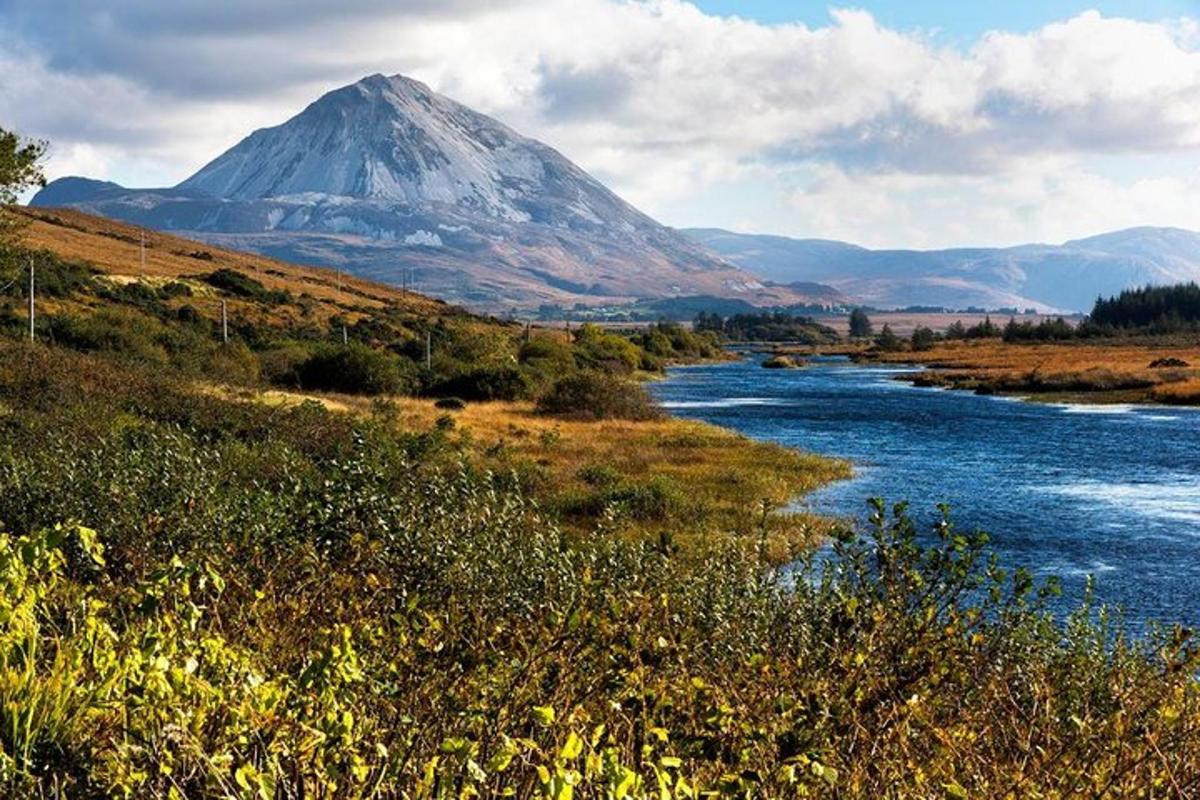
[33,75,824,311]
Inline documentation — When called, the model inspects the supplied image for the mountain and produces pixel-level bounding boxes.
[31,74,834,312]
[685,227,1200,312]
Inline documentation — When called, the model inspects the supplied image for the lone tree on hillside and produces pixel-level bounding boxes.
[848,307,873,338]
[0,127,47,247]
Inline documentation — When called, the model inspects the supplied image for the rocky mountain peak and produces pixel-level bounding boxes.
[33,74,826,311]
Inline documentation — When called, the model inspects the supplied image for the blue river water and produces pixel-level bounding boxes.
[652,355,1200,627]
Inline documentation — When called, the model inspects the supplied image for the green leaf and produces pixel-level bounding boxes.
[74,525,106,567]
[487,749,514,773]
[944,780,969,799]
[234,763,255,792]
[560,731,583,760]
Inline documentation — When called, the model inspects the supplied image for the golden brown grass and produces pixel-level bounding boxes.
[221,385,851,562]
[14,206,453,324]
[1152,376,1200,404]
[870,339,1200,403]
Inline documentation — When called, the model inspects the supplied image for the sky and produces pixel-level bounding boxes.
[1,0,1199,249]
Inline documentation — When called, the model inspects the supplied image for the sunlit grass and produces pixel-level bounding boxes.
[872,339,1200,403]
[224,387,851,562]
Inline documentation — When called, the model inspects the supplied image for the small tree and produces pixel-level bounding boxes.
[0,128,48,247]
[874,323,903,352]
[910,326,937,352]
[848,308,873,338]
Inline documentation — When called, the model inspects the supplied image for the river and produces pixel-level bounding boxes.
[653,355,1200,628]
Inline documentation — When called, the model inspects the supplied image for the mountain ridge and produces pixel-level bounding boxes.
[685,226,1200,312]
[32,74,833,312]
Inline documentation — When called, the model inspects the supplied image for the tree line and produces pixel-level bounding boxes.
[694,310,840,344]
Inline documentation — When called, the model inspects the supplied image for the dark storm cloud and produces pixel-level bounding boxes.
[0,0,520,98]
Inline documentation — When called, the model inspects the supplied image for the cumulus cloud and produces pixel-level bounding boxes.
[778,158,1200,249]
[1,0,1197,246]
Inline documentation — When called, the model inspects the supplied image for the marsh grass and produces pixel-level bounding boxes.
[869,338,1200,403]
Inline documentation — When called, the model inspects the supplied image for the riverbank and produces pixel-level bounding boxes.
[860,338,1200,404]
[230,384,852,563]
[651,353,1200,626]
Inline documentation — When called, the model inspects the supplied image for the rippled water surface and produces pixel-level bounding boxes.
[652,356,1200,626]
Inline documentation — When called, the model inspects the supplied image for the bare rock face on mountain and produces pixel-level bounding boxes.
[33,74,829,311]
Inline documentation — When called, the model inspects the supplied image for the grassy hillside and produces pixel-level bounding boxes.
[14,206,450,322]
[0,209,1198,797]
[3,207,834,549]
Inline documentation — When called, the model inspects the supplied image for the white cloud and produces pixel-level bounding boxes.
[1,1,1198,246]
[780,157,1200,249]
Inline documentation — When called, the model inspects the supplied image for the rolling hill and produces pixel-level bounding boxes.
[13,205,455,327]
[686,226,1200,312]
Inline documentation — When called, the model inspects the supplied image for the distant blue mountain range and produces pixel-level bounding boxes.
[685,226,1200,312]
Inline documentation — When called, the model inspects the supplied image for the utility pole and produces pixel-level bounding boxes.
[342,324,348,345]
[425,330,432,369]
[221,299,228,344]
[27,256,34,343]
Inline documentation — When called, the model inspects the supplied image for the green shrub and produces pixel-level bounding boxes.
[536,370,663,420]
[572,324,642,373]
[518,336,576,382]
[258,343,313,388]
[159,280,193,299]
[0,248,96,299]
[911,325,938,351]
[562,475,681,521]
[636,321,725,359]
[103,280,161,308]
[297,343,411,395]
[204,341,261,386]
[47,309,170,364]
[577,463,622,488]
[432,364,532,401]
[202,268,291,303]
[874,323,905,352]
